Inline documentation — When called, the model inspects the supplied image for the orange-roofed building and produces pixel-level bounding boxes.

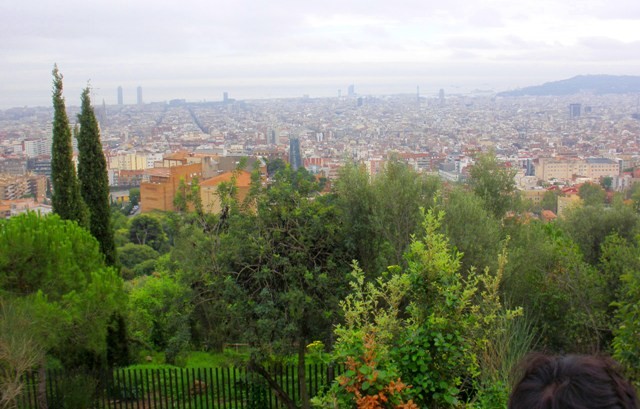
[140,162,202,212]
[541,210,557,222]
[200,170,253,214]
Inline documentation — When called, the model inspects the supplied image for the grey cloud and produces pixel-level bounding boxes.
[2,0,639,108]
[447,50,481,60]
[576,37,640,60]
[445,37,499,49]
[589,1,640,19]
[467,8,504,27]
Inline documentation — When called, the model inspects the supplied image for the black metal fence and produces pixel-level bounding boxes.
[16,364,340,409]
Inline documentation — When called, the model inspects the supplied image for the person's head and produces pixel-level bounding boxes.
[509,354,639,409]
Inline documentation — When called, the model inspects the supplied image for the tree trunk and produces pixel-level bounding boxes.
[298,340,310,409]
[248,360,297,409]
[37,361,48,409]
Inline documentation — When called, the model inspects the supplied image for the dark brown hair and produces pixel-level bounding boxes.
[509,354,639,409]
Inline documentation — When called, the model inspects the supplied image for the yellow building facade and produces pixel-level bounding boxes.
[536,157,620,181]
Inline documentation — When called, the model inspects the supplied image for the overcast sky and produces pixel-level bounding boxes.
[2,0,640,108]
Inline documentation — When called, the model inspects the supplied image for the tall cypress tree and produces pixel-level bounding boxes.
[77,87,117,266]
[51,65,88,228]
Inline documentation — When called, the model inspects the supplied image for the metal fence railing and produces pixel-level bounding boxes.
[16,364,341,409]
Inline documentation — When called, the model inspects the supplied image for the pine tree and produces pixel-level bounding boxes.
[77,86,117,266]
[51,65,88,227]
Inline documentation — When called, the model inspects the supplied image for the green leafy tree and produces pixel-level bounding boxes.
[77,87,117,266]
[599,234,640,310]
[126,273,193,364]
[225,166,351,409]
[442,187,502,274]
[396,208,482,406]
[468,151,517,218]
[540,190,560,214]
[504,221,608,352]
[189,175,203,216]
[129,214,168,253]
[166,221,240,352]
[266,157,287,177]
[612,236,640,385]
[0,212,124,374]
[314,263,415,408]
[51,65,88,228]
[173,177,204,215]
[0,298,45,409]
[557,201,639,265]
[117,243,159,278]
[334,161,381,275]
[628,183,640,213]
[598,235,640,365]
[579,182,607,206]
[173,177,189,212]
[129,188,140,206]
[319,208,525,408]
[371,157,441,266]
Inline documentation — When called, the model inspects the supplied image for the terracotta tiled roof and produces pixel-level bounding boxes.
[145,168,171,178]
[163,151,190,160]
[201,170,253,188]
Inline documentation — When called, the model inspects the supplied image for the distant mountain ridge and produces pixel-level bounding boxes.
[498,75,640,97]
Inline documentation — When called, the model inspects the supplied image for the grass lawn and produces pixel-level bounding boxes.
[128,348,250,370]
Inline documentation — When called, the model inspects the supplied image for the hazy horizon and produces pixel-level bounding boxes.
[2,0,639,109]
[0,79,515,110]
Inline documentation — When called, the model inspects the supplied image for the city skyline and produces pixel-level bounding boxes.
[2,0,640,108]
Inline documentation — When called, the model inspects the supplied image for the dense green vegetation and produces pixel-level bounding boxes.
[77,87,117,266]
[50,65,88,228]
[115,156,640,408]
[4,79,640,408]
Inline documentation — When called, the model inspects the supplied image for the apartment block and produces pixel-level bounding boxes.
[0,174,29,200]
[108,153,148,171]
[535,157,620,181]
[0,157,27,175]
[521,189,547,206]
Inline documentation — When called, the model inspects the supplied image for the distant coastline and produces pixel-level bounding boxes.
[498,75,640,97]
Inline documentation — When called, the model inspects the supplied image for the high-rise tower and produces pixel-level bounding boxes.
[268,129,277,145]
[289,138,302,171]
[569,103,581,119]
[117,86,123,105]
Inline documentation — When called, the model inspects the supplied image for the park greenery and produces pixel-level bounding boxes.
[4,69,640,408]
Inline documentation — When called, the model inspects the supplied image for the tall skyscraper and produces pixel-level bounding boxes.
[289,138,302,171]
[569,103,581,119]
[137,86,143,106]
[348,84,355,97]
[117,86,123,105]
[223,92,228,103]
[268,129,277,145]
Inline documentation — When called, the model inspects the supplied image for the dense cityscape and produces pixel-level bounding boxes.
[4,0,640,405]
[1,82,640,217]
